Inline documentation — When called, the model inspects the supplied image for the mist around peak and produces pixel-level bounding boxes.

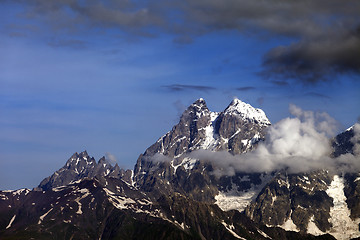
[190,105,360,176]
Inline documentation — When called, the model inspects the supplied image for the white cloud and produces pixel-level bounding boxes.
[105,152,117,165]
[189,105,359,176]
[144,153,172,163]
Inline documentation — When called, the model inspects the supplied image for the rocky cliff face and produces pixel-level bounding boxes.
[245,171,334,232]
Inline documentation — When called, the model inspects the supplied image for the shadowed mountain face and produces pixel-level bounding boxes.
[1,98,358,239]
[332,126,357,157]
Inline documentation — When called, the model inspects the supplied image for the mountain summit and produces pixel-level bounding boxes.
[224,98,271,126]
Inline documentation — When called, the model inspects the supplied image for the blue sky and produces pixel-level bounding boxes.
[1,0,359,190]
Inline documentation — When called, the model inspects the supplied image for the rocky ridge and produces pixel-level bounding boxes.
[38,151,133,191]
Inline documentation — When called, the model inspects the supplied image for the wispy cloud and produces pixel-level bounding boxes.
[256,97,264,106]
[236,86,256,91]
[304,92,331,100]
[162,84,216,92]
[105,152,117,165]
[173,100,186,117]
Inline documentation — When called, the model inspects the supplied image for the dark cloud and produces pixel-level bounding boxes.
[8,0,360,82]
[236,86,255,91]
[181,0,360,37]
[174,0,360,82]
[162,84,216,92]
[261,28,360,83]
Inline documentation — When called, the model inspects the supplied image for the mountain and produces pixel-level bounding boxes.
[133,98,271,203]
[135,98,270,159]
[38,150,133,191]
[0,98,358,239]
[132,99,360,239]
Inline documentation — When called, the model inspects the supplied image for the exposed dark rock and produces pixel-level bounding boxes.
[332,127,356,157]
[246,171,333,233]
[344,173,360,219]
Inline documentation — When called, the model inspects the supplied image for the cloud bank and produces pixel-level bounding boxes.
[261,28,360,83]
[189,106,360,176]
[143,104,360,176]
[8,0,360,83]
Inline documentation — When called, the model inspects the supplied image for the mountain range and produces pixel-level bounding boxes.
[0,98,359,240]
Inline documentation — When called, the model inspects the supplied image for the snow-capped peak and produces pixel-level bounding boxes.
[346,124,355,132]
[191,98,207,108]
[224,98,270,125]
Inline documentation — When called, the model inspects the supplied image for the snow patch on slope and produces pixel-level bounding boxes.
[172,157,198,173]
[103,188,136,210]
[258,229,272,239]
[215,175,272,212]
[307,215,325,235]
[38,208,53,224]
[201,112,220,149]
[326,175,360,240]
[75,189,91,215]
[221,221,246,240]
[279,211,299,232]
[6,215,16,229]
[215,189,257,212]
